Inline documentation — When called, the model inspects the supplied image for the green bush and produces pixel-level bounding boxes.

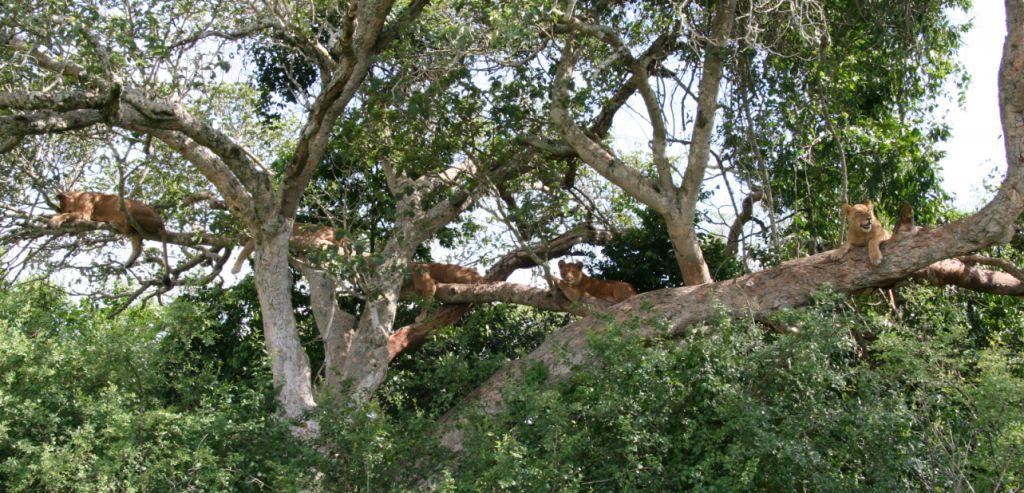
[441,291,1024,492]
[0,282,313,492]
[2,281,1021,492]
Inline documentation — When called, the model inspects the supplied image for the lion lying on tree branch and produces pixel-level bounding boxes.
[50,191,171,287]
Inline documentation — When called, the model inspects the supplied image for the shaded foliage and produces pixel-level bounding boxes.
[0,282,313,492]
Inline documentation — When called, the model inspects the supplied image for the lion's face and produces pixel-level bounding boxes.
[56,192,70,212]
[844,202,875,233]
[559,260,584,284]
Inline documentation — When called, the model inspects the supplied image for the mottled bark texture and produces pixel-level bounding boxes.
[439,0,1024,451]
[296,262,356,399]
[254,227,316,418]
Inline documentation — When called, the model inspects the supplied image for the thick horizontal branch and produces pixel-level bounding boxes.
[387,227,612,359]
[0,108,106,136]
[430,281,607,316]
[10,217,235,250]
[0,89,114,112]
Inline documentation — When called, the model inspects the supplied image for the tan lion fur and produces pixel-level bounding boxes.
[557,260,636,303]
[830,199,891,266]
[50,191,171,285]
[231,223,351,274]
[406,262,484,298]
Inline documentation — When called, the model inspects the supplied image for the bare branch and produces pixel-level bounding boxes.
[957,255,1024,281]
[550,45,668,212]
[914,258,1024,296]
[725,189,764,258]
[558,18,677,192]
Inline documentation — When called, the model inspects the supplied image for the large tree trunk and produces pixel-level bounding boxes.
[253,226,316,418]
[669,0,736,286]
[335,263,405,402]
[666,212,714,285]
[296,263,357,399]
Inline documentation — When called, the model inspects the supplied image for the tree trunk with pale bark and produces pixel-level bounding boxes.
[253,226,316,418]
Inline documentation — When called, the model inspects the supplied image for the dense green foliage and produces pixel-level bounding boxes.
[3,280,1022,491]
[0,282,313,492]
[443,290,1023,492]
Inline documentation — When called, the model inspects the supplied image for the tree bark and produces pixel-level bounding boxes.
[253,226,316,418]
[337,282,402,402]
[725,190,764,258]
[665,210,714,285]
[914,258,1024,295]
[296,262,357,399]
[671,0,736,285]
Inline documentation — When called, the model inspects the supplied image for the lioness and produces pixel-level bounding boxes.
[406,262,484,298]
[231,223,351,274]
[557,260,636,303]
[830,199,891,266]
[50,191,171,286]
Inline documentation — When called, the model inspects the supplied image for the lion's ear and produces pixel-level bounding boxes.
[864,199,873,210]
[841,203,853,216]
[558,260,566,267]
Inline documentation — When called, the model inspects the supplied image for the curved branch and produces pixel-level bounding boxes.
[914,258,1024,295]
[549,45,668,211]
[725,189,764,257]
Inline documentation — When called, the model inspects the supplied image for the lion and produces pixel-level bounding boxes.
[830,199,891,266]
[231,223,351,274]
[50,191,171,286]
[557,260,636,303]
[405,262,485,298]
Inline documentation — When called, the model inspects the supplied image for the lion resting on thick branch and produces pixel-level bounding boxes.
[231,223,351,274]
[50,191,171,286]
[557,260,636,303]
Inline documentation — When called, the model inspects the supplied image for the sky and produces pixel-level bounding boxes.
[937,1,1007,210]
